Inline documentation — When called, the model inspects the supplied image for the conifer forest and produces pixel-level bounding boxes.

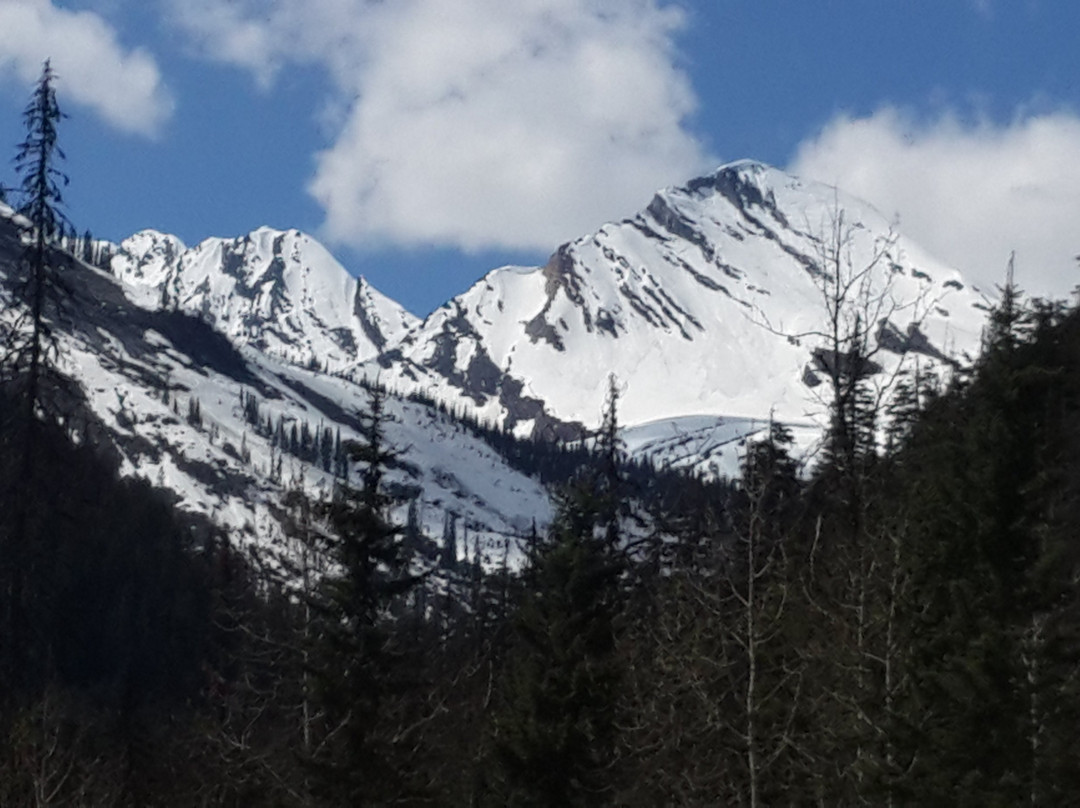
[1,66,1079,807]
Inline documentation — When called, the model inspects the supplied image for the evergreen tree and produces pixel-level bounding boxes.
[186,396,202,427]
[493,485,625,806]
[440,511,458,570]
[309,385,423,805]
[594,374,625,550]
[625,421,807,805]
[6,60,70,425]
[80,228,94,264]
[321,425,333,472]
[492,384,627,806]
[0,60,71,698]
[886,284,1080,804]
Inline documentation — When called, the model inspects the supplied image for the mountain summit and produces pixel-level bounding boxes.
[0,159,997,563]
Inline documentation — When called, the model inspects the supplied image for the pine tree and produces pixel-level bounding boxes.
[627,420,806,805]
[80,228,94,264]
[886,282,1080,804]
[440,511,458,570]
[186,396,202,428]
[594,374,624,550]
[734,418,807,805]
[493,489,625,806]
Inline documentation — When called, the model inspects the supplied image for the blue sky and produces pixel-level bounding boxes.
[2,1,1080,315]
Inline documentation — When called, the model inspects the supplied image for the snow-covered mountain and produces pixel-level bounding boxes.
[365,161,988,470]
[112,227,418,371]
[85,159,993,526]
[0,213,551,574]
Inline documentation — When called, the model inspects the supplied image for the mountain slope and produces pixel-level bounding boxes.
[0,213,551,572]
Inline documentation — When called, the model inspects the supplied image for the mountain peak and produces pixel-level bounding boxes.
[109,163,989,477]
[112,225,419,369]
[681,159,782,192]
[712,158,773,175]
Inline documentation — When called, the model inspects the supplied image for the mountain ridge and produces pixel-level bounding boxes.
[0,213,553,572]
[10,158,993,548]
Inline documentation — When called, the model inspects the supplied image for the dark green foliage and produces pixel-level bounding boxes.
[883,293,1080,804]
[14,60,68,245]
[8,59,69,392]
[239,387,350,473]
[186,395,202,427]
[738,417,800,524]
[3,60,73,436]
[0,62,78,704]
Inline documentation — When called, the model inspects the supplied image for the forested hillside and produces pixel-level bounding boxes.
[3,282,1080,805]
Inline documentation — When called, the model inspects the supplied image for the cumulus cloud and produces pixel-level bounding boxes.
[0,0,173,136]
[790,108,1080,300]
[169,0,710,252]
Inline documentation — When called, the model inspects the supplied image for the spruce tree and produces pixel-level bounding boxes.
[887,282,1080,804]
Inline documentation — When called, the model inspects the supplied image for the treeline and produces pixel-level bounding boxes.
[403,383,733,512]
[57,228,113,271]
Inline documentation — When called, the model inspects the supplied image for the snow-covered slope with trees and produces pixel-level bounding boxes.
[0,214,551,571]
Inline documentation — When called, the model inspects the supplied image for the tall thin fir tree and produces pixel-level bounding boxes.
[8,59,70,432]
[491,378,628,806]
[1,60,71,697]
[310,384,423,804]
[731,418,805,807]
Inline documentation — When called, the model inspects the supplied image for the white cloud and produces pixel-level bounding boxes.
[169,0,710,252]
[0,0,172,136]
[789,108,1080,301]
